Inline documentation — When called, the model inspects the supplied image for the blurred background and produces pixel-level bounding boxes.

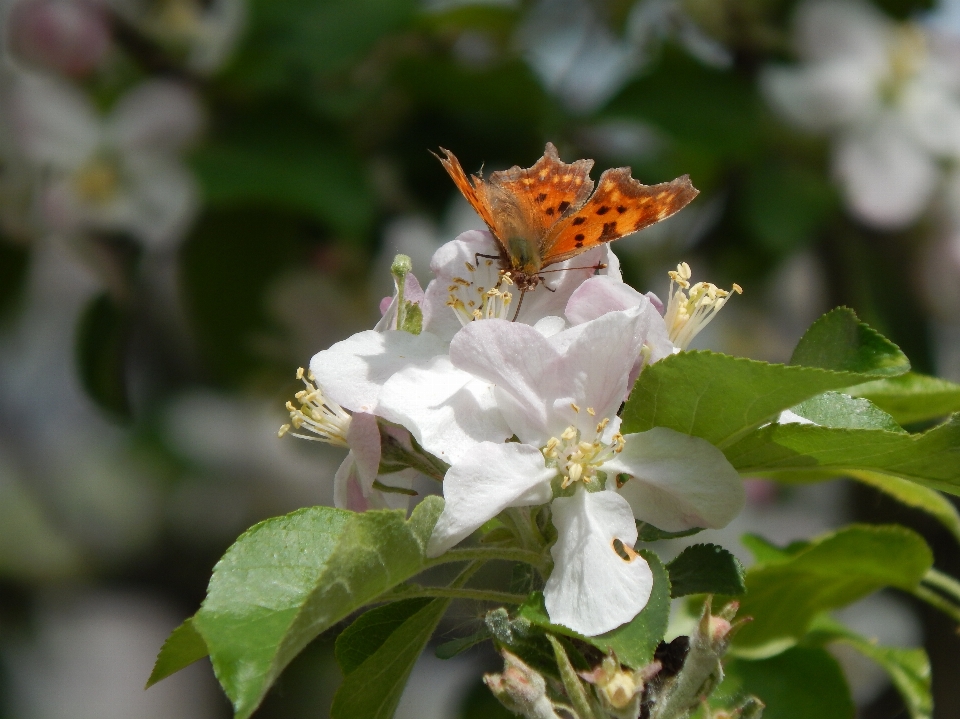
[0,0,959,716]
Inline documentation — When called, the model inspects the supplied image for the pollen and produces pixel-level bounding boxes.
[542,423,624,489]
[664,263,742,350]
[279,369,351,447]
[447,265,514,326]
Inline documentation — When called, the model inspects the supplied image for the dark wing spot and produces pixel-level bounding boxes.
[599,222,618,241]
[616,206,627,214]
[575,233,585,241]
[545,207,555,216]
[536,192,547,203]
[572,216,586,225]
[557,200,571,213]
[596,206,610,215]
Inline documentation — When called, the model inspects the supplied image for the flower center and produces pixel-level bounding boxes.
[278,367,351,446]
[881,24,927,105]
[664,262,741,350]
[73,157,121,205]
[542,417,624,489]
[447,258,515,325]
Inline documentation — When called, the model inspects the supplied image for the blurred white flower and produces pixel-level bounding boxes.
[516,0,729,113]
[3,0,111,77]
[762,0,960,229]
[108,0,245,73]
[9,75,202,247]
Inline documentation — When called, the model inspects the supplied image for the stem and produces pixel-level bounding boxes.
[431,546,549,572]
[912,585,960,624]
[921,568,960,606]
[386,585,529,605]
[502,507,546,553]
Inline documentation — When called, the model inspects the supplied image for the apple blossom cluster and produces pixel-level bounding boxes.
[762,0,960,231]
[0,0,244,249]
[281,229,746,637]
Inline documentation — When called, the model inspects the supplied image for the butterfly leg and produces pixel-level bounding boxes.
[473,252,500,268]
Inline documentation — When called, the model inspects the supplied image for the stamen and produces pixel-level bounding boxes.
[447,263,514,326]
[541,421,624,489]
[279,368,351,447]
[664,262,741,350]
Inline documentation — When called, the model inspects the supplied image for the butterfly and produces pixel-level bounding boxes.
[435,142,699,313]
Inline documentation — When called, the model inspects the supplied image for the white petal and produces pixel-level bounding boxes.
[546,308,650,435]
[517,245,614,321]
[793,0,890,66]
[450,319,558,444]
[378,356,511,464]
[427,442,554,557]
[533,315,567,337]
[421,230,502,340]
[10,75,99,169]
[761,62,880,131]
[346,412,382,490]
[544,488,653,636]
[108,80,204,154]
[370,468,418,512]
[309,330,447,414]
[603,427,745,531]
[834,122,939,229]
[123,157,199,247]
[778,409,817,425]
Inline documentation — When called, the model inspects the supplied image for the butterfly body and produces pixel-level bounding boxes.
[435,143,700,300]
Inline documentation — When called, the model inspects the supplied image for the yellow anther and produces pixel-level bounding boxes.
[586,407,596,416]
[296,367,304,380]
[570,403,580,413]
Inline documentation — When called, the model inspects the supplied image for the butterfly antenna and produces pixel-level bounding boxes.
[512,288,527,322]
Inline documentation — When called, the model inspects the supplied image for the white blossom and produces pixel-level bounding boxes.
[762,0,960,229]
[9,75,202,247]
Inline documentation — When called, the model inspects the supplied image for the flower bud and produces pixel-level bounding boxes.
[580,653,660,719]
[7,0,110,77]
[484,651,563,719]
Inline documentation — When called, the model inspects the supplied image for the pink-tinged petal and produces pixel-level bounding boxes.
[544,488,653,636]
[565,275,648,325]
[603,427,745,531]
[334,454,370,512]
[378,356,511,464]
[310,330,447,414]
[374,272,425,331]
[346,412,381,491]
[427,442,554,557]
[564,276,673,370]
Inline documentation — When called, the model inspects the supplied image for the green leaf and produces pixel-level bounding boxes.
[636,521,703,542]
[789,307,909,377]
[724,417,960,496]
[847,373,960,426]
[806,616,931,719]
[435,626,491,660]
[518,549,671,668]
[789,391,905,432]
[147,618,209,688]
[191,111,374,238]
[666,544,745,598]
[721,647,854,719]
[740,535,809,566]
[76,292,131,419]
[335,599,432,675]
[331,598,449,719]
[848,470,960,544]
[192,497,443,719]
[733,525,932,658]
[622,351,899,448]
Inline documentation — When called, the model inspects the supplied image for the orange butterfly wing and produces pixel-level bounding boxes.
[434,147,502,239]
[484,143,595,242]
[541,169,699,266]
